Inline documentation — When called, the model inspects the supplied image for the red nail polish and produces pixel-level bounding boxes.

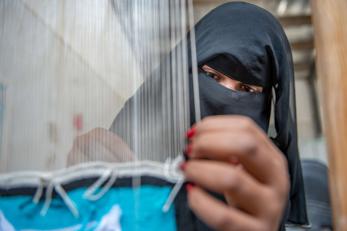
[186,128,196,139]
[179,162,187,171]
[186,183,194,192]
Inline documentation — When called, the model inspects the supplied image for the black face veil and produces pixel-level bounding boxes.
[110,1,308,227]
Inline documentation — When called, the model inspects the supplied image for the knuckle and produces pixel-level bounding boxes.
[239,133,258,156]
[193,139,202,154]
[237,116,256,131]
[265,189,285,215]
[271,156,285,172]
[214,212,233,230]
[267,199,281,215]
[224,170,242,192]
[193,136,207,154]
[262,166,289,203]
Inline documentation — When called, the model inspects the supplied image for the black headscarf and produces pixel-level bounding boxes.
[302,160,332,230]
[110,1,308,227]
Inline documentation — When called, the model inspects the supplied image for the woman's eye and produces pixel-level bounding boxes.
[212,75,221,81]
[205,72,221,81]
[204,71,213,77]
[240,84,255,93]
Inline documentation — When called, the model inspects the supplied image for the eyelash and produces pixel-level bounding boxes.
[205,71,219,79]
[204,70,256,93]
[240,84,255,93]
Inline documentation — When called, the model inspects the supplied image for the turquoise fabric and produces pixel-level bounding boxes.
[0,186,176,231]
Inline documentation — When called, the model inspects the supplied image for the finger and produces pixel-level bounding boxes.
[187,186,262,231]
[89,128,134,160]
[191,116,282,174]
[184,160,271,215]
[189,131,288,187]
[73,128,134,162]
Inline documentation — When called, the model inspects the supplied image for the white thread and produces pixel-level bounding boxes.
[162,178,185,213]
[54,183,79,218]
[86,170,118,201]
[83,169,112,199]
[188,0,201,122]
[163,158,171,179]
[40,181,54,216]
[33,177,45,204]
[39,180,79,218]
[162,155,185,213]
[172,155,184,170]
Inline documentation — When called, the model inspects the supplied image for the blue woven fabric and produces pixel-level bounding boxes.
[0,186,176,231]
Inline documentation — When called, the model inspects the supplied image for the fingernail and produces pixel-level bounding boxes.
[179,162,187,171]
[186,183,194,192]
[186,127,196,139]
[184,144,192,156]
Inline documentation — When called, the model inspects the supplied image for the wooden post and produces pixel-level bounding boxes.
[310,1,347,230]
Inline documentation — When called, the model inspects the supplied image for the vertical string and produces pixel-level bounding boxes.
[188,0,200,123]
[0,0,197,195]
[181,0,190,150]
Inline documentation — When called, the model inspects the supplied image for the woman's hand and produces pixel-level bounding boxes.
[67,128,134,166]
[181,115,289,231]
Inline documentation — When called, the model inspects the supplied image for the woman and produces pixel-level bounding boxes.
[73,2,308,230]
[182,2,308,229]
